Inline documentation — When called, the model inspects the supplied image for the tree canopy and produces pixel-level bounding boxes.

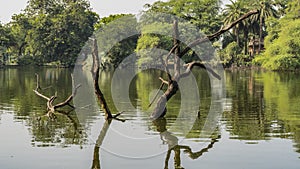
[3,0,98,66]
[0,0,298,70]
[254,0,300,70]
[136,0,222,66]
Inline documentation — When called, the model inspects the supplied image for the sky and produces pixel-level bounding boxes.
[0,0,161,23]
[0,0,230,23]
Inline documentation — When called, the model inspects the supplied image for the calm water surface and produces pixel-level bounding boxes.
[0,67,299,169]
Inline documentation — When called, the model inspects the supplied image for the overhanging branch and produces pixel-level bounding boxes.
[180,61,221,80]
[179,10,259,58]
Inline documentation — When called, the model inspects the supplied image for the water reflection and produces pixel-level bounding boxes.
[32,110,85,147]
[0,67,90,147]
[224,70,300,151]
[91,119,112,169]
[1,67,300,168]
[90,116,220,169]
[153,117,220,169]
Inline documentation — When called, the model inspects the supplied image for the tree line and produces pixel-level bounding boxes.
[0,0,299,70]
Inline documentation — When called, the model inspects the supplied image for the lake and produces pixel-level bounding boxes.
[0,67,299,169]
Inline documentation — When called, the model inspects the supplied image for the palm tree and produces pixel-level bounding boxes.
[250,0,279,53]
[240,19,251,55]
[223,0,246,47]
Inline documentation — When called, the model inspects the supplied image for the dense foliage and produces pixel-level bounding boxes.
[144,0,222,35]
[95,14,138,69]
[136,0,222,66]
[218,0,287,68]
[254,0,300,70]
[0,0,299,70]
[1,0,98,66]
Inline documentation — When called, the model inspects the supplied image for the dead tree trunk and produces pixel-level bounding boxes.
[90,38,124,121]
[91,38,113,119]
[151,10,259,119]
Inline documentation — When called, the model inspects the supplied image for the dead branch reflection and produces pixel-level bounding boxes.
[33,109,85,146]
[91,116,220,169]
[153,117,220,169]
[91,119,112,169]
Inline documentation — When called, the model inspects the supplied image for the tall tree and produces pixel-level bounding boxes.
[254,0,300,70]
[145,0,222,35]
[8,14,32,57]
[8,0,98,66]
[94,14,138,69]
[250,0,280,53]
[222,0,246,47]
[0,23,15,53]
[137,0,222,65]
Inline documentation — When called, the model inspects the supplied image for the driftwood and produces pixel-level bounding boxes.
[33,73,81,118]
[151,10,259,119]
[91,37,113,119]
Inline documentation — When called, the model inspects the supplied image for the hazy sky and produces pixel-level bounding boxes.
[0,0,230,23]
[0,0,160,23]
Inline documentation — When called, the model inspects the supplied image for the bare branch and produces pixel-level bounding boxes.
[112,111,124,118]
[53,82,81,110]
[173,19,181,79]
[148,82,165,108]
[33,74,50,101]
[166,44,178,63]
[159,55,172,81]
[33,89,50,101]
[34,73,81,112]
[35,73,41,91]
[159,77,169,85]
[180,61,221,80]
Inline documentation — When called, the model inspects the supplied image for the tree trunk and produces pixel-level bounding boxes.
[258,16,263,53]
[151,20,181,119]
[151,81,179,119]
[151,10,259,118]
[244,28,248,55]
[91,38,113,119]
[236,27,239,47]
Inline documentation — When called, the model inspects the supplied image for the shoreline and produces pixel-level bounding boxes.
[1,64,300,72]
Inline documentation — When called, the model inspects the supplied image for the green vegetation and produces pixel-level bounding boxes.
[218,0,286,68]
[95,14,138,69]
[144,0,222,35]
[136,0,222,66]
[1,0,98,67]
[254,1,300,70]
[0,0,299,70]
